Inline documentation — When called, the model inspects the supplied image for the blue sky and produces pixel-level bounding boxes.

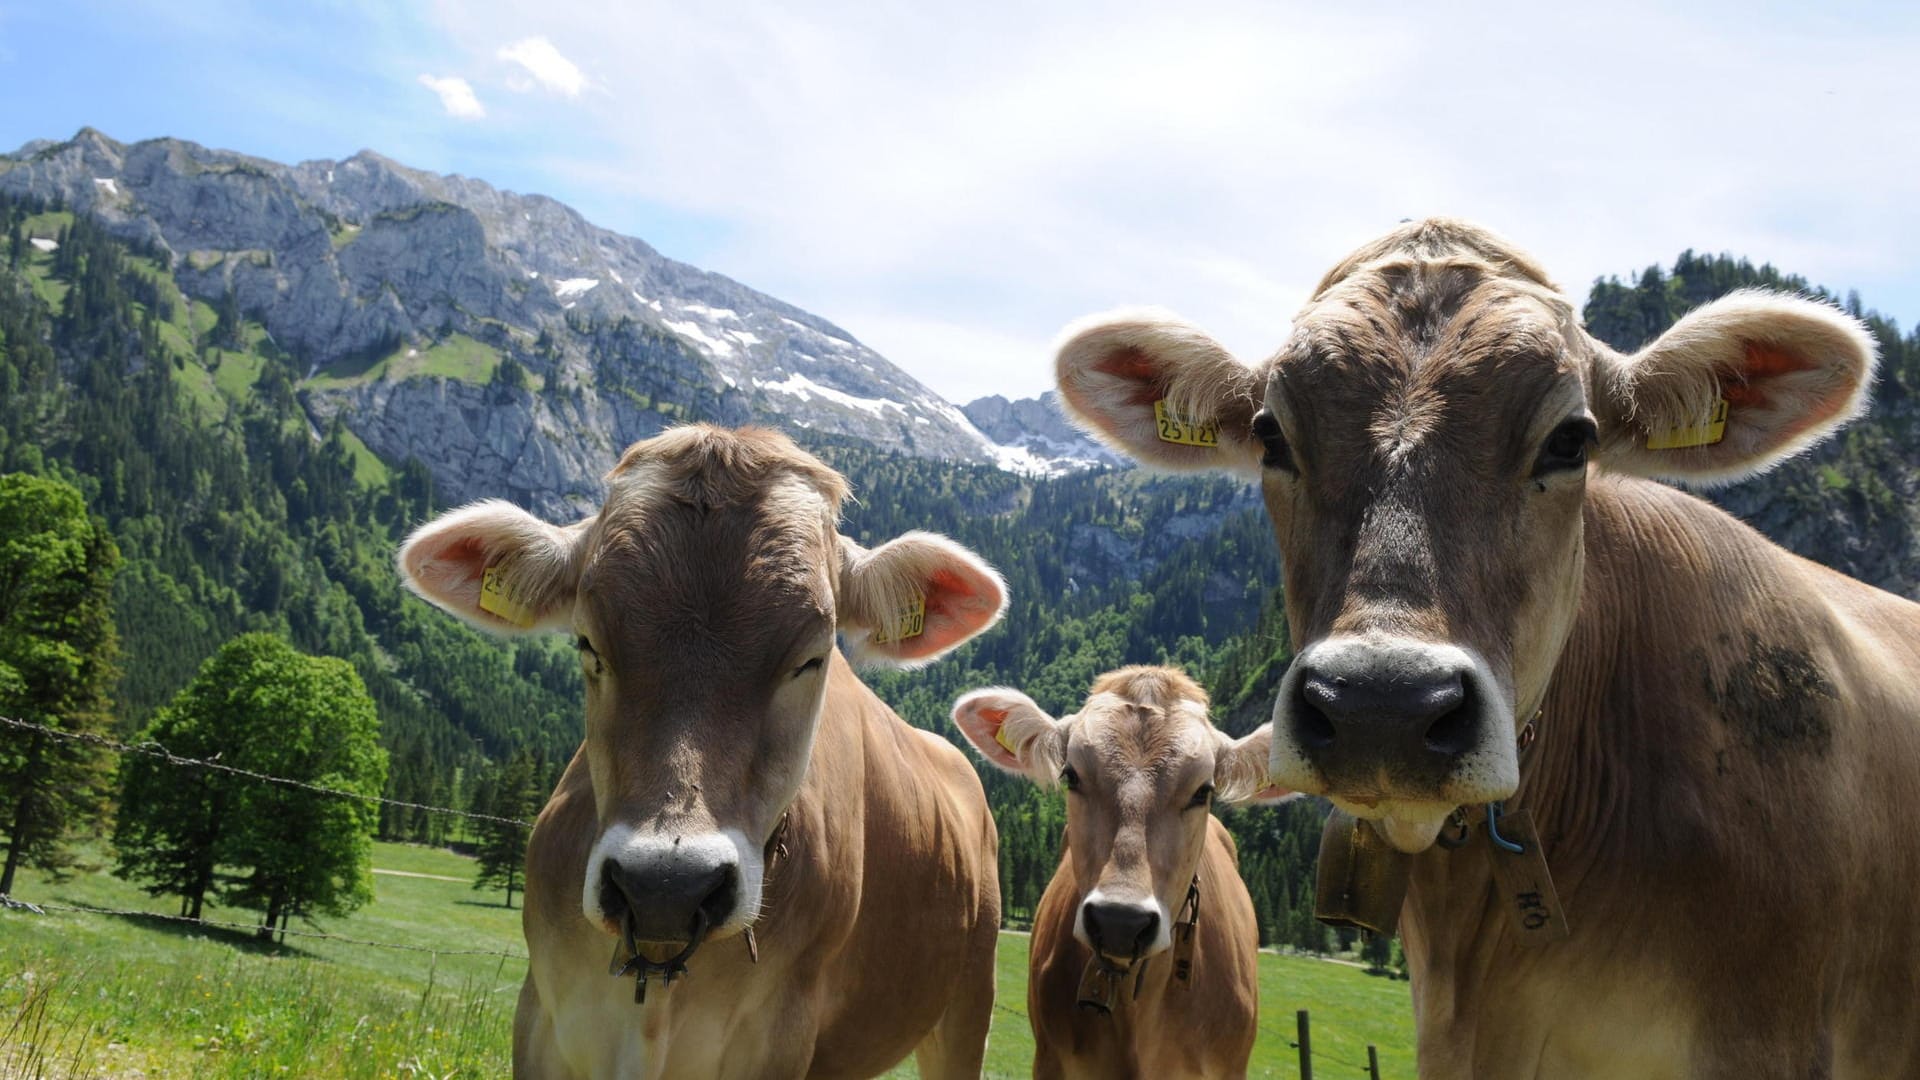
[4,0,1916,402]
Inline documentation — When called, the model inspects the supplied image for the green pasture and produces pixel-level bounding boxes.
[2,844,1413,1078]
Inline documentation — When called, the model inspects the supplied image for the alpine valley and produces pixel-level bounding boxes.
[3,128,1916,941]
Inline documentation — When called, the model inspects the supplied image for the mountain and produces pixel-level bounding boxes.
[961,390,1126,476]
[0,129,1000,516]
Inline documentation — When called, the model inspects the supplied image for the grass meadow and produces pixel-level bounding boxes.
[2,843,1412,1078]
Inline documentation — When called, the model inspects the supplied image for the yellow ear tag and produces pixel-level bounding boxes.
[994,723,1022,756]
[1154,399,1219,447]
[1647,398,1729,450]
[867,594,926,645]
[479,565,536,628]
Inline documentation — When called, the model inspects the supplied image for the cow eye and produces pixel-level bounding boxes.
[1188,783,1215,809]
[1061,765,1081,792]
[576,636,604,677]
[793,656,826,678]
[1533,418,1597,478]
[1251,409,1295,473]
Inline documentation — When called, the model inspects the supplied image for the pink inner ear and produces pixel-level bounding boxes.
[878,566,997,661]
[1728,341,1850,445]
[956,703,1020,769]
[1090,347,1167,407]
[413,535,490,604]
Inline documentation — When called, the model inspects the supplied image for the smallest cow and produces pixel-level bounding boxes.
[952,667,1291,1080]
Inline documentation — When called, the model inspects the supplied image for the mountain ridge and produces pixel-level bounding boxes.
[1,129,1111,513]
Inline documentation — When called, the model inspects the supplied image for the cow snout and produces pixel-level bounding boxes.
[1276,637,1509,799]
[1297,665,1468,749]
[593,840,741,944]
[1081,899,1160,961]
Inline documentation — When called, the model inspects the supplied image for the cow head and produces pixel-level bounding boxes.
[399,425,1006,945]
[952,667,1290,964]
[1056,219,1876,853]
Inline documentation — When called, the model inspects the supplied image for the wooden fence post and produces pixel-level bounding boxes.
[1367,1044,1381,1080]
[1297,1009,1312,1080]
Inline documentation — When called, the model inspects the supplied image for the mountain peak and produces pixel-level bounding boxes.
[0,128,1019,513]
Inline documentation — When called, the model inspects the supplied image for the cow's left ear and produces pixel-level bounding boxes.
[836,532,1007,667]
[1213,724,1297,807]
[1595,291,1877,484]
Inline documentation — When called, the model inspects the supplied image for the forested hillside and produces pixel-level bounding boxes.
[6,186,1916,948]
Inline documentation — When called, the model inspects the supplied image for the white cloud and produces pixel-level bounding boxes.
[417,74,485,119]
[426,2,1920,402]
[498,36,586,97]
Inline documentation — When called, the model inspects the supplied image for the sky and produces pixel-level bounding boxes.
[3,0,1916,403]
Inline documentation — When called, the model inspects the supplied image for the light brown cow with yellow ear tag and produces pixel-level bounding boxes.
[1055,218,1920,1078]
[953,666,1292,1080]
[398,425,1007,1079]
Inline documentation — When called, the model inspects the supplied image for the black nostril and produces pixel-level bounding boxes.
[1083,901,1160,957]
[697,865,739,926]
[600,858,632,918]
[1294,677,1339,749]
[1422,679,1478,756]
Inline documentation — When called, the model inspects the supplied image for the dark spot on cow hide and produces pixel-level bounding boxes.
[1710,634,1836,756]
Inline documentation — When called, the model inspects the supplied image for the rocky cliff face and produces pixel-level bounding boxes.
[961,390,1126,475]
[0,129,1000,514]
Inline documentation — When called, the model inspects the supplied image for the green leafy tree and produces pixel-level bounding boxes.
[172,634,387,939]
[0,473,119,895]
[472,748,542,908]
[113,648,252,918]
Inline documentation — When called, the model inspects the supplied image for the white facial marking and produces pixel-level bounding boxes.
[581,823,764,937]
[1270,633,1518,812]
[1077,886,1174,958]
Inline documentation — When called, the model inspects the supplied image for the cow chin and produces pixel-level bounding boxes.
[1327,798,1458,854]
[581,824,766,943]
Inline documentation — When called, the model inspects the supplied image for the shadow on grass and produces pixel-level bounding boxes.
[43,892,322,960]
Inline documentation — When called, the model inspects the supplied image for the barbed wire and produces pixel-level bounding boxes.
[0,893,527,960]
[0,715,533,830]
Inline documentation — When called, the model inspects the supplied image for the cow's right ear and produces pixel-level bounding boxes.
[396,499,587,634]
[951,688,1066,783]
[1054,308,1266,474]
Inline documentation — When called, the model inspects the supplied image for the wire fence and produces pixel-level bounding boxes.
[3,714,1392,1076]
[0,714,533,829]
[0,712,532,964]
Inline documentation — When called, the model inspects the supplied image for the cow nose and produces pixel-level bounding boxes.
[1081,900,1159,960]
[1285,644,1486,780]
[597,847,740,944]
[1297,666,1470,751]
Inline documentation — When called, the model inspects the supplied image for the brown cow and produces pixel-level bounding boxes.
[1053,219,1920,1077]
[952,666,1289,1079]
[397,425,1007,1079]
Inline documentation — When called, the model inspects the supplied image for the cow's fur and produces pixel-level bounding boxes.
[1054,220,1919,1077]
[953,667,1286,1078]
[400,425,1005,1079]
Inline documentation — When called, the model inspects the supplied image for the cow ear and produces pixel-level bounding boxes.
[951,687,1065,782]
[836,532,1007,668]
[397,500,587,634]
[1595,291,1877,484]
[1054,308,1266,474]
[1213,724,1298,807]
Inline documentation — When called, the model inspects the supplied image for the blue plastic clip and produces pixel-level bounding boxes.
[1486,801,1526,855]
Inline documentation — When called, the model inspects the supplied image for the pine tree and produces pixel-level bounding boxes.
[472,748,541,908]
[0,473,120,895]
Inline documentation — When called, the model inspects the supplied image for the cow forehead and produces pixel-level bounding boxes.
[582,469,837,651]
[1271,262,1586,458]
[1073,693,1215,783]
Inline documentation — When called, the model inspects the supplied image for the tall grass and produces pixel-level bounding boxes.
[1,937,514,1078]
